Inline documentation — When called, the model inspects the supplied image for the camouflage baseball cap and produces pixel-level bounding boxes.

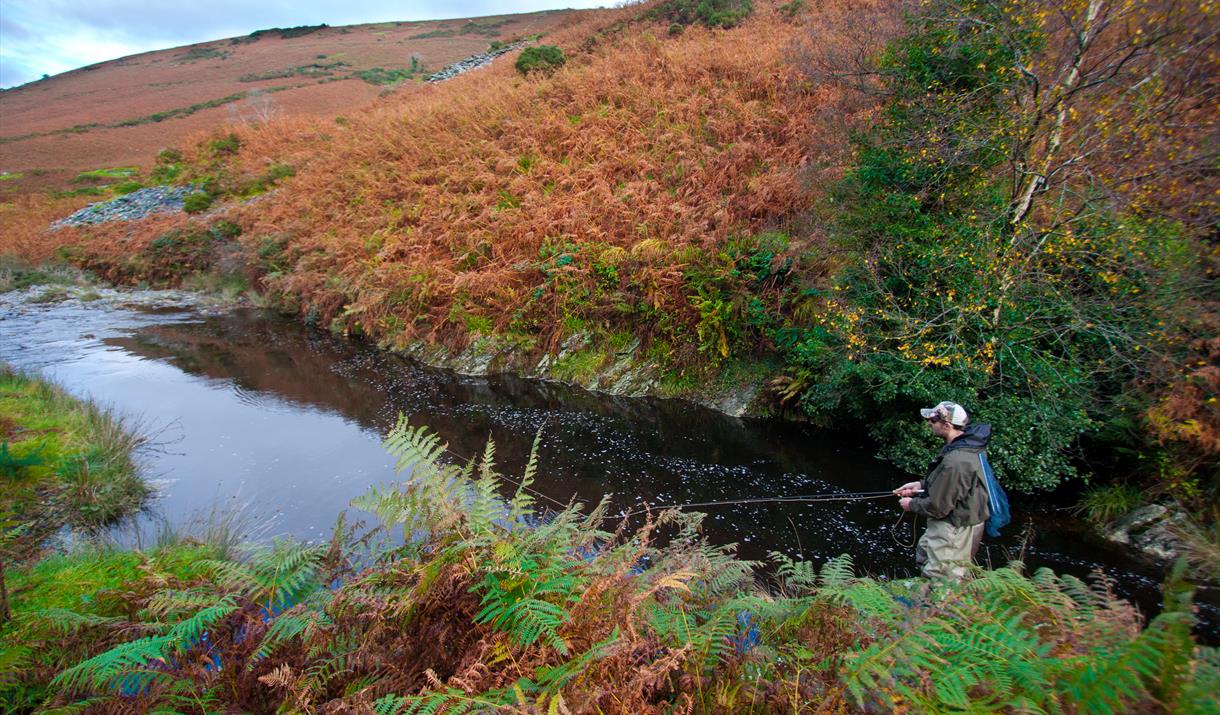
[920,401,969,427]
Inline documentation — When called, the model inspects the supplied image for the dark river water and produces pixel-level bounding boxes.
[1,289,1215,639]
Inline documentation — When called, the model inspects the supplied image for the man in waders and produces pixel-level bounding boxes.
[893,401,990,582]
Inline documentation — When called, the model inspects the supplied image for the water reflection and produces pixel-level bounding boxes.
[0,295,1214,639]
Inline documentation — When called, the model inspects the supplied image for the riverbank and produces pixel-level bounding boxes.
[3,267,1213,584]
[0,364,151,539]
[2,416,1215,713]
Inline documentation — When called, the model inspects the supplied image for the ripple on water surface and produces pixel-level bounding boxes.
[0,289,1215,640]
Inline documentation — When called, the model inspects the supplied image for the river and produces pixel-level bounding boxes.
[1,286,1215,639]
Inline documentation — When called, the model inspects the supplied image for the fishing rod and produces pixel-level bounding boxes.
[429,436,924,547]
[610,490,900,520]
[606,489,924,550]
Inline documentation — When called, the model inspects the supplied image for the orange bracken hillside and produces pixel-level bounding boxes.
[7,1,880,365]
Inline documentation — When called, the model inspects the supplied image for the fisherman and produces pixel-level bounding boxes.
[893,401,991,582]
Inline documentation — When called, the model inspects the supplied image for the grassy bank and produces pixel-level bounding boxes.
[2,417,1215,713]
[0,364,150,534]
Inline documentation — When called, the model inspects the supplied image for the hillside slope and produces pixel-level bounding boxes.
[13,2,866,368]
[0,10,583,194]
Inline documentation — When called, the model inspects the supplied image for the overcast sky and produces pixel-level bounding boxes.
[0,1,610,89]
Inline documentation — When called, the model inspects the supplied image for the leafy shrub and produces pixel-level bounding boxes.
[141,228,218,280]
[111,180,143,195]
[1078,484,1145,526]
[356,67,416,85]
[208,133,241,156]
[176,46,229,61]
[210,220,242,239]
[243,24,328,41]
[778,0,807,18]
[515,45,566,76]
[647,0,754,29]
[182,193,212,213]
[72,167,137,183]
[156,148,183,165]
[777,0,1210,492]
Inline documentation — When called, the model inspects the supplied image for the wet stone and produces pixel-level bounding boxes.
[426,42,527,83]
[51,186,201,229]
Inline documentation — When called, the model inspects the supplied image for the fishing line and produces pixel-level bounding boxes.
[609,491,897,520]
[392,422,909,529]
[891,509,920,548]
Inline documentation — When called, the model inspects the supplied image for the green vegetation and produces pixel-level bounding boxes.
[181,269,249,300]
[0,172,22,182]
[111,179,143,195]
[150,148,184,184]
[181,192,212,213]
[515,45,567,76]
[1,417,1212,713]
[0,366,151,644]
[459,18,513,37]
[551,345,610,383]
[175,47,230,62]
[0,545,219,711]
[409,28,455,40]
[238,61,350,83]
[764,0,1213,498]
[208,133,241,156]
[356,57,427,86]
[0,260,83,293]
[1078,484,1145,527]
[112,92,248,128]
[49,186,107,199]
[72,167,138,183]
[777,0,807,19]
[235,24,329,43]
[647,0,754,29]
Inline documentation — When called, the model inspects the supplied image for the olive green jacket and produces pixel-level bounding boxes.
[909,424,991,528]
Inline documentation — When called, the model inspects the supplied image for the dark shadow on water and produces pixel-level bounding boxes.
[3,302,1214,641]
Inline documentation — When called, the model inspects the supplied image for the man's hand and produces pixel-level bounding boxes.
[893,480,922,497]
[899,497,913,511]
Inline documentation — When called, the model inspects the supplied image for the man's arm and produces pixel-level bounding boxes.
[907,463,968,520]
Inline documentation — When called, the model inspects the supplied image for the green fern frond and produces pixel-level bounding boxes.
[818,554,855,588]
[468,438,506,532]
[26,608,122,635]
[51,634,173,694]
[210,539,326,611]
[475,590,571,654]
[37,697,109,714]
[164,594,237,648]
[383,414,452,479]
[202,558,258,594]
[508,427,543,521]
[248,602,333,667]
[376,687,511,714]
[769,550,819,594]
[535,627,621,692]
[1175,646,1220,714]
[142,588,225,621]
[52,595,236,695]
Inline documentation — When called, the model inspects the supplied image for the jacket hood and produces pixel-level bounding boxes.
[941,422,991,455]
